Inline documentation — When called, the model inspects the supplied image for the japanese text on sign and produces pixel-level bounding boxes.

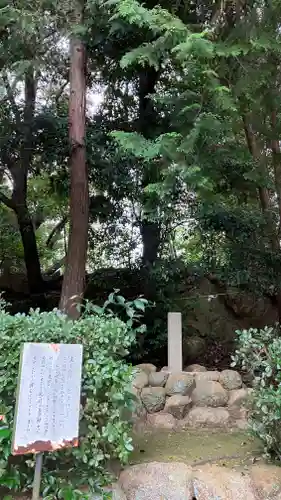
[12,343,83,455]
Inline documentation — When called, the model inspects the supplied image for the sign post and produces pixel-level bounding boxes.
[12,343,83,499]
[32,453,43,500]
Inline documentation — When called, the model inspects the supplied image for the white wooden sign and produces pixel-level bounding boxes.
[12,343,83,455]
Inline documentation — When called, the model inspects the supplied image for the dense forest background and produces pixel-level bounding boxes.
[1,0,281,367]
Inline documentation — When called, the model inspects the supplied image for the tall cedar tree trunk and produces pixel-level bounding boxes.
[0,69,44,294]
[138,67,161,266]
[243,115,281,322]
[271,110,281,238]
[270,109,281,323]
[59,0,89,319]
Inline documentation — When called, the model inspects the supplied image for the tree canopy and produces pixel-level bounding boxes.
[1,0,281,319]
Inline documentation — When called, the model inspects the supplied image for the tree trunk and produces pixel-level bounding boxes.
[0,68,45,294]
[242,116,272,214]
[16,205,44,293]
[46,216,68,249]
[0,186,44,294]
[243,116,277,237]
[271,110,281,237]
[269,109,281,323]
[59,0,88,319]
[138,66,161,266]
[243,115,281,322]
[140,221,161,266]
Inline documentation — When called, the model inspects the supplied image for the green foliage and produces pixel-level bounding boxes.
[111,132,160,160]
[2,0,281,384]
[197,203,281,291]
[232,325,281,460]
[0,206,23,271]
[0,295,145,497]
[105,0,281,295]
[110,0,187,37]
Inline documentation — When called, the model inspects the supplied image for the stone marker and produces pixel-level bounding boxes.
[12,342,83,455]
[168,312,182,372]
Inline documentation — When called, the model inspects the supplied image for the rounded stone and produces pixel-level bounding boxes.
[250,464,281,499]
[228,388,250,407]
[165,372,195,396]
[164,395,192,420]
[119,462,193,500]
[235,419,248,430]
[148,371,169,387]
[132,396,147,420]
[195,371,220,383]
[184,364,207,372]
[136,363,157,375]
[141,387,166,413]
[191,380,228,407]
[228,405,248,421]
[132,370,149,390]
[192,464,256,499]
[182,407,230,428]
[219,369,242,390]
[147,412,176,430]
[123,386,147,427]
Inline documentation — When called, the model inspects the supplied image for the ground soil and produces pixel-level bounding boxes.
[131,428,263,471]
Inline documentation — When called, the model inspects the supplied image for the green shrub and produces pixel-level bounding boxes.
[231,325,281,460]
[0,295,146,497]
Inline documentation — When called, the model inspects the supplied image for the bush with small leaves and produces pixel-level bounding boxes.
[0,293,148,498]
[231,325,281,460]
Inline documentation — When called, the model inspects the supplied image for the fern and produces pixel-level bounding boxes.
[111,131,161,160]
[109,0,187,36]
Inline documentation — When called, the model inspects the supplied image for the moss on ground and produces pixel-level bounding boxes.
[131,428,263,470]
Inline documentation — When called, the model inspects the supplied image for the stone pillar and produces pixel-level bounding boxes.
[168,312,182,372]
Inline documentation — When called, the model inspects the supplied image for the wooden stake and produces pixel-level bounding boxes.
[32,453,43,500]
